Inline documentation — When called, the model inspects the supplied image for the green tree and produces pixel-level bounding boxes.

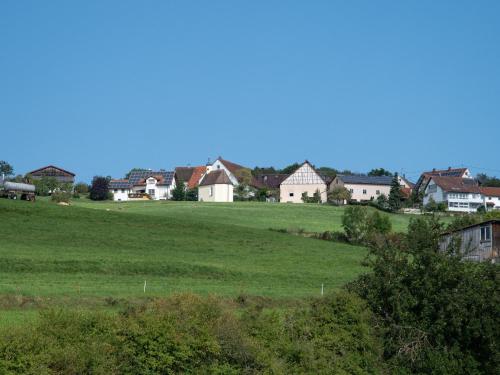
[352,215,499,374]
[342,206,370,244]
[171,180,186,201]
[89,176,111,201]
[328,186,351,205]
[0,161,13,177]
[368,168,393,177]
[279,163,301,174]
[74,182,89,195]
[388,173,403,212]
[185,188,198,201]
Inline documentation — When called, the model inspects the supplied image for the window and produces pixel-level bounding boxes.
[121,189,125,193]
[289,192,294,197]
[217,165,220,169]
[480,226,491,241]
[349,189,354,193]
[209,186,214,196]
[376,190,380,195]
[148,189,155,196]
[458,202,468,208]
[449,202,459,208]
[363,189,367,195]
[114,189,118,193]
[428,184,437,193]
[448,193,467,200]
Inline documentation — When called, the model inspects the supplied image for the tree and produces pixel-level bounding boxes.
[375,193,389,210]
[279,163,301,175]
[342,206,370,244]
[171,181,186,201]
[234,168,254,200]
[252,166,277,175]
[89,176,111,201]
[316,167,338,178]
[185,188,198,201]
[477,173,500,187]
[328,186,351,205]
[352,215,499,374]
[74,182,89,195]
[0,161,14,177]
[388,173,403,212]
[368,168,393,177]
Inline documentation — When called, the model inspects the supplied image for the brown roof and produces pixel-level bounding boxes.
[187,166,207,189]
[480,187,500,198]
[175,167,195,182]
[254,174,289,189]
[199,170,233,186]
[429,176,480,193]
[216,157,246,174]
[28,165,75,177]
[422,167,468,177]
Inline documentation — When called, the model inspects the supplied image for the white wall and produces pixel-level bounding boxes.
[210,160,239,185]
[423,180,485,213]
[280,163,327,203]
[198,184,233,202]
[111,189,131,201]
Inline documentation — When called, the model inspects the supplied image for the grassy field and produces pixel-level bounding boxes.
[72,199,414,232]
[0,199,414,326]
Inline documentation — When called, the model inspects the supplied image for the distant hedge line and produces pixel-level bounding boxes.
[0,292,384,374]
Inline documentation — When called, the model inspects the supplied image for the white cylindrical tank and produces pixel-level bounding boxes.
[3,181,36,192]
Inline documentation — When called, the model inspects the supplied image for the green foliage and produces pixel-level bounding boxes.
[89,176,111,201]
[375,193,390,210]
[424,196,448,212]
[185,188,198,201]
[301,190,322,203]
[51,191,72,203]
[352,215,500,374]
[328,186,351,204]
[0,292,384,374]
[388,173,403,212]
[368,168,393,177]
[32,176,60,196]
[342,206,392,244]
[252,166,277,175]
[74,182,89,195]
[171,180,186,201]
[0,160,14,177]
[477,173,500,187]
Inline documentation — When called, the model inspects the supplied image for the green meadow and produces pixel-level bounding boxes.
[0,199,414,326]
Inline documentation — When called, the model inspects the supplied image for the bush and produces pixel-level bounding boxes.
[51,191,72,203]
[342,206,392,244]
[74,182,89,195]
[89,176,111,201]
[0,293,385,374]
[351,215,500,374]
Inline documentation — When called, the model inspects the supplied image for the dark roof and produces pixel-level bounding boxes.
[128,170,175,186]
[441,220,500,236]
[428,176,480,194]
[109,180,132,189]
[337,175,394,185]
[28,165,75,177]
[199,170,233,186]
[415,168,468,191]
[175,167,196,183]
[254,174,289,189]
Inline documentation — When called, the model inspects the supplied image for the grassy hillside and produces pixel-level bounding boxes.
[72,199,414,232]
[0,200,368,306]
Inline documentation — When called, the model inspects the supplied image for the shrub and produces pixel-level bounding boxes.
[51,191,71,203]
[351,215,500,374]
[89,176,110,201]
[342,206,392,244]
[74,182,89,195]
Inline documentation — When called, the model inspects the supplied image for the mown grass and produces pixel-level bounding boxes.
[0,200,368,305]
[72,199,414,232]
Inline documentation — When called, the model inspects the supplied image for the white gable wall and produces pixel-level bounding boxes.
[210,160,239,186]
[198,184,234,202]
[280,163,327,203]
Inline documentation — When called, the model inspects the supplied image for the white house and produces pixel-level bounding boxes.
[109,170,175,201]
[423,176,483,213]
[481,187,500,211]
[330,174,412,203]
[198,169,233,202]
[414,167,472,195]
[279,161,329,203]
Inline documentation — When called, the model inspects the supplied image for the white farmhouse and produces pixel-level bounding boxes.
[109,170,175,201]
[279,161,329,203]
[423,176,483,213]
[198,169,233,202]
[481,187,500,211]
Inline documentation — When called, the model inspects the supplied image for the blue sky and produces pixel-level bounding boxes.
[1,1,499,183]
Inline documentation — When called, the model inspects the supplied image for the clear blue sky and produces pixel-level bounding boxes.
[1,1,499,183]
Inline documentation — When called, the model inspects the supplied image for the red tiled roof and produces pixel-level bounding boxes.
[187,166,207,189]
[480,187,500,198]
[429,176,480,193]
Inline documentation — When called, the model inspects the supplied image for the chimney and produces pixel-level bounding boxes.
[448,166,451,171]
[432,168,436,172]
